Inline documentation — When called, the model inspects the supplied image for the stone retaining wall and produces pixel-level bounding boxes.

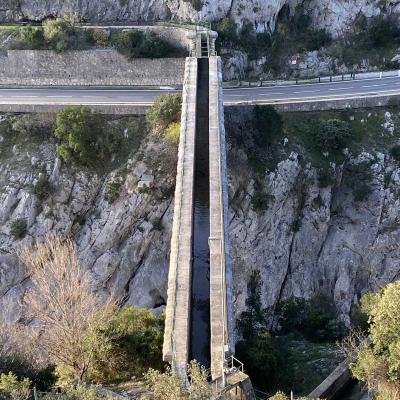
[0,49,185,86]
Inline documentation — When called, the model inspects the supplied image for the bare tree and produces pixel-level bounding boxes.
[19,236,115,382]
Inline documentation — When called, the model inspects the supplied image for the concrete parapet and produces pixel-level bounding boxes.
[0,103,150,115]
[162,57,197,375]
[308,359,352,400]
[208,56,234,381]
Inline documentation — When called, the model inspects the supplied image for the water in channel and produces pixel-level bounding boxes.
[189,57,211,368]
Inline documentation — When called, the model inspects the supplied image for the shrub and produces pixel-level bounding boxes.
[390,144,400,162]
[92,28,109,47]
[345,160,374,203]
[89,306,164,383]
[111,30,174,59]
[54,106,101,166]
[145,361,212,400]
[19,26,45,49]
[251,190,270,211]
[34,175,52,202]
[105,180,122,204]
[10,219,27,239]
[318,164,336,188]
[41,384,112,400]
[313,119,353,154]
[349,281,400,399]
[236,332,284,393]
[215,17,238,45]
[43,15,79,52]
[304,28,332,51]
[184,0,203,11]
[146,94,182,130]
[0,373,31,400]
[275,296,347,342]
[237,270,267,340]
[253,105,283,147]
[164,122,181,144]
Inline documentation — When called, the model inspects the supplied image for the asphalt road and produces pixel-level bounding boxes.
[0,75,399,106]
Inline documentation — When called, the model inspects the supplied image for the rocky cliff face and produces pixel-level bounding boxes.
[3,0,399,37]
[2,108,400,327]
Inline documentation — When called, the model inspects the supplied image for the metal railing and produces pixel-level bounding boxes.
[223,68,400,89]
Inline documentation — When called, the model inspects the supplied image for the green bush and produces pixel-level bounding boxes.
[34,175,52,202]
[390,144,400,162]
[41,384,112,400]
[54,106,102,166]
[146,94,182,130]
[237,270,267,340]
[304,28,332,51]
[251,190,270,212]
[105,180,122,204]
[164,122,181,144]
[19,26,45,49]
[253,105,283,148]
[236,332,284,393]
[92,28,109,46]
[318,164,336,188]
[111,30,174,59]
[313,119,353,154]
[275,296,347,342]
[0,373,31,400]
[183,0,202,11]
[89,306,164,383]
[345,161,373,203]
[10,219,27,239]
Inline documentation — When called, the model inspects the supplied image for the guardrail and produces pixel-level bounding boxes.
[223,69,400,89]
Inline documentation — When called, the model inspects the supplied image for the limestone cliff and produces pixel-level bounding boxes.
[2,108,400,327]
[2,0,399,37]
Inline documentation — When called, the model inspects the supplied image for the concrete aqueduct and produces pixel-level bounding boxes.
[162,27,253,395]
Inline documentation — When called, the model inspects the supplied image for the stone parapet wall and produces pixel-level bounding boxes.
[0,49,186,86]
[162,57,197,375]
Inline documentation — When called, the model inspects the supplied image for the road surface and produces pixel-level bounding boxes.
[0,75,399,106]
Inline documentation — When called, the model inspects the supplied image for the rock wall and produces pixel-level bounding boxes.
[2,107,400,328]
[2,0,399,37]
[0,49,185,86]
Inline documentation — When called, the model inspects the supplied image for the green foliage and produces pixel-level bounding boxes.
[303,28,332,51]
[19,26,45,49]
[251,190,271,212]
[92,28,109,47]
[183,0,203,11]
[313,119,353,154]
[165,122,181,145]
[350,281,400,398]
[10,219,27,239]
[146,94,182,130]
[215,17,238,46]
[145,361,212,400]
[0,373,31,400]
[317,164,336,188]
[275,297,347,342]
[236,332,284,393]
[345,160,374,203]
[34,175,52,202]
[237,270,267,340]
[54,106,102,166]
[111,30,175,59]
[89,306,164,383]
[105,180,122,204]
[41,384,112,400]
[253,106,283,148]
[43,14,81,52]
[390,144,400,162]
